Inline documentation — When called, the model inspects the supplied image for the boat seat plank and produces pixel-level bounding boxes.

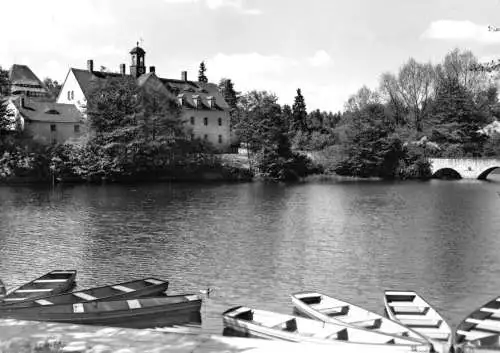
[144,279,164,285]
[457,329,499,341]
[480,307,500,315]
[313,326,345,339]
[33,279,68,283]
[311,304,349,316]
[392,306,429,315]
[34,299,53,305]
[347,318,382,329]
[112,285,135,293]
[467,318,500,330]
[16,289,53,293]
[73,292,98,301]
[401,319,442,328]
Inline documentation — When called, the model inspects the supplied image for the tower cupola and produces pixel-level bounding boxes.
[130,42,146,77]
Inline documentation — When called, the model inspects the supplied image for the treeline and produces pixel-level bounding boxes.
[225,48,500,179]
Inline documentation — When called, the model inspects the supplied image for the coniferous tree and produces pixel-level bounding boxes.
[198,61,208,83]
[291,88,308,133]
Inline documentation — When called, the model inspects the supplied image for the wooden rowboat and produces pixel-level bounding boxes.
[384,290,452,353]
[222,306,433,352]
[1,270,76,304]
[0,294,202,329]
[291,291,428,343]
[0,277,169,308]
[454,295,500,352]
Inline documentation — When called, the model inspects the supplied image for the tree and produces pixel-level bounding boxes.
[43,78,62,100]
[0,66,10,96]
[344,86,380,112]
[85,75,188,179]
[290,88,308,134]
[198,61,208,83]
[429,76,488,156]
[440,48,489,98]
[218,78,239,128]
[335,103,404,178]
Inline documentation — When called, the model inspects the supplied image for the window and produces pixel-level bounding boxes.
[190,133,195,140]
[71,91,74,100]
[218,118,222,126]
[204,134,208,140]
[74,125,80,133]
[204,117,208,126]
[67,91,71,100]
[218,135,222,143]
[50,124,56,132]
[190,116,195,125]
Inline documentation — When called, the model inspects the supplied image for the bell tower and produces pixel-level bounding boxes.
[130,42,146,77]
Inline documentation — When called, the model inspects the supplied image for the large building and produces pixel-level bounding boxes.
[57,45,232,151]
[9,96,85,145]
[9,64,51,99]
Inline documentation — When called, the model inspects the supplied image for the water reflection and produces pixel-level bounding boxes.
[0,178,500,333]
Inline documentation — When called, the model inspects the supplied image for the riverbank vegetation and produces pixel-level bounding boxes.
[1,48,500,183]
[228,48,500,180]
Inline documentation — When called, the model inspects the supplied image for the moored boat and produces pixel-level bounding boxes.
[222,306,433,352]
[0,277,169,308]
[454,294,500,352]
[384,290,452,353]
[291,291,428,343]
[0,270,77,304]
[0,294,202,329]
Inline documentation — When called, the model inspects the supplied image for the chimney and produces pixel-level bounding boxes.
[181,71,188,82]
[119,63,126,75]
[87,59,94,72]
[149,66,155,73]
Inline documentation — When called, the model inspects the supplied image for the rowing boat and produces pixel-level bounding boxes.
[291,291,428,343]
[384,290,452,353]
[455,294,500,352]
[0,277,169,308]
[1,270,76,304]
[222,306,433,352]
[0,294,202,329]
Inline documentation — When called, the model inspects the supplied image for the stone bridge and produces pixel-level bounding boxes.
[429,158,500,179]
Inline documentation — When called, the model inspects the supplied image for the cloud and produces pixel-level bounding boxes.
[164,0,261,14]
[421,20,500,44]
[308,50,333,67]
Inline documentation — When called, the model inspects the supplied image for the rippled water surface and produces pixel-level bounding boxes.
[1,176,500,333]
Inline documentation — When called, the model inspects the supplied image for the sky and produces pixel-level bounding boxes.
[4,0,500,112]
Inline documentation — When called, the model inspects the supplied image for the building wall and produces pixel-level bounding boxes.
[57,70,87,112]
[183,109,231,151]
[25,121,86,145]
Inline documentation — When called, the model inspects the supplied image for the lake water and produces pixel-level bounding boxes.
[1,175,500,334]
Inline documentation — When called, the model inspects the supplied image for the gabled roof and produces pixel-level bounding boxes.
[12,97,83,123]
[68,68,229,111]
[9,64,46,87]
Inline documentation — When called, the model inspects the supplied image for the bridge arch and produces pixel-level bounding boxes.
[477,166,500,180]
[432,168,462,179]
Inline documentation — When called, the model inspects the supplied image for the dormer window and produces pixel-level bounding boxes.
[192,95,200,109]
[177,94,184,106]
[44,109,60,115]
[207,96,215,109]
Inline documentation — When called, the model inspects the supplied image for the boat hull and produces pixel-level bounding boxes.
[291,291,428,344]
[1,277,169,308]
[384,290,452,353]
[1,270,77,304]
[223,306,432,353]
[0,295,202,329]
